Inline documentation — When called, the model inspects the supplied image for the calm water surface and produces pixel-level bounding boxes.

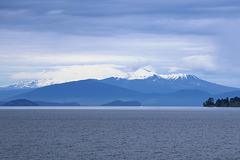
[0,107,240,160]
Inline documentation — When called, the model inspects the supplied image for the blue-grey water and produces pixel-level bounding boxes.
[0,107,240,160]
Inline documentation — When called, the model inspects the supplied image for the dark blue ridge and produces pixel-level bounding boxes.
[1,77,240,106]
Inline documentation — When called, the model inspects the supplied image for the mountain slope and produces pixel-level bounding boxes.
[132,89,211,106]
[213,90,240,100]
[12,79,145,105]
[0,89,33,100]
[10,79,213,106]
[101,74,237,95]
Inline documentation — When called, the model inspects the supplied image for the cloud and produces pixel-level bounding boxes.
[182,55,218,73]
[215,18,240,65]
[11,64,128,82]
[0,54,143,65]
[168,67,191,73]
[0,0,240,87]
[47,10,63,15]
[1,0,240,36]
[0,30,214,65]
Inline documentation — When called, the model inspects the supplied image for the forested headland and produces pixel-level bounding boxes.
[203,97,240,107]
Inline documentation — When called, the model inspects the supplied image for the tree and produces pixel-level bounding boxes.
[203,98,215,106]
[226,97,229,106]
[216,99,221,107]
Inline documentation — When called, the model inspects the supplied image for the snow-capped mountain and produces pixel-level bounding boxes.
[1,67,196,89]
[1,67,240,106]
[158,73,197,80]
[101,68,238,95]
[126,67,198,81]
[127,68,157,80]
[0,79,63,89]
[0,67,238,95]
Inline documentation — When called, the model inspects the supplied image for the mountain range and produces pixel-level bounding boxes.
[0,68,240,106]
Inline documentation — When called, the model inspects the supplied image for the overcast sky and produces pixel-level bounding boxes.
[1,0,240,87]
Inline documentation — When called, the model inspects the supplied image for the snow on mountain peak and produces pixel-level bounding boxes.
[159,73,188,80]
[127,68,157,80]
[0,66,198,89]
[127,67,196,80]
[0,79,63,89]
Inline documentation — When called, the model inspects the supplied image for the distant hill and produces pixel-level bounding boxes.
[10,79,213,106]
[35,101,80,106]
[1,100,80,106]
[3,99,38,106]
[12,79,144,106]
[102,100,141,106]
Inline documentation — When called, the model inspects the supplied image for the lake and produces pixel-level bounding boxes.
[0,107,240,159]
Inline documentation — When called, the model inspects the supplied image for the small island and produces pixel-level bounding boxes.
[203,96,240,107]
[102,100,141,106]
[3,99,39,106]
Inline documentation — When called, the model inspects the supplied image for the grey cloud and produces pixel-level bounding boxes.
[0,0,240,86]
[1,0,240,36]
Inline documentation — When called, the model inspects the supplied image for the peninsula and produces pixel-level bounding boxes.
[203,97,240,107]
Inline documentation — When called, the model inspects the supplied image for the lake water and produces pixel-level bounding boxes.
[0,107,240,159]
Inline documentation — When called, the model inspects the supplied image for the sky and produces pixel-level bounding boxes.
[1,0,240,87]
